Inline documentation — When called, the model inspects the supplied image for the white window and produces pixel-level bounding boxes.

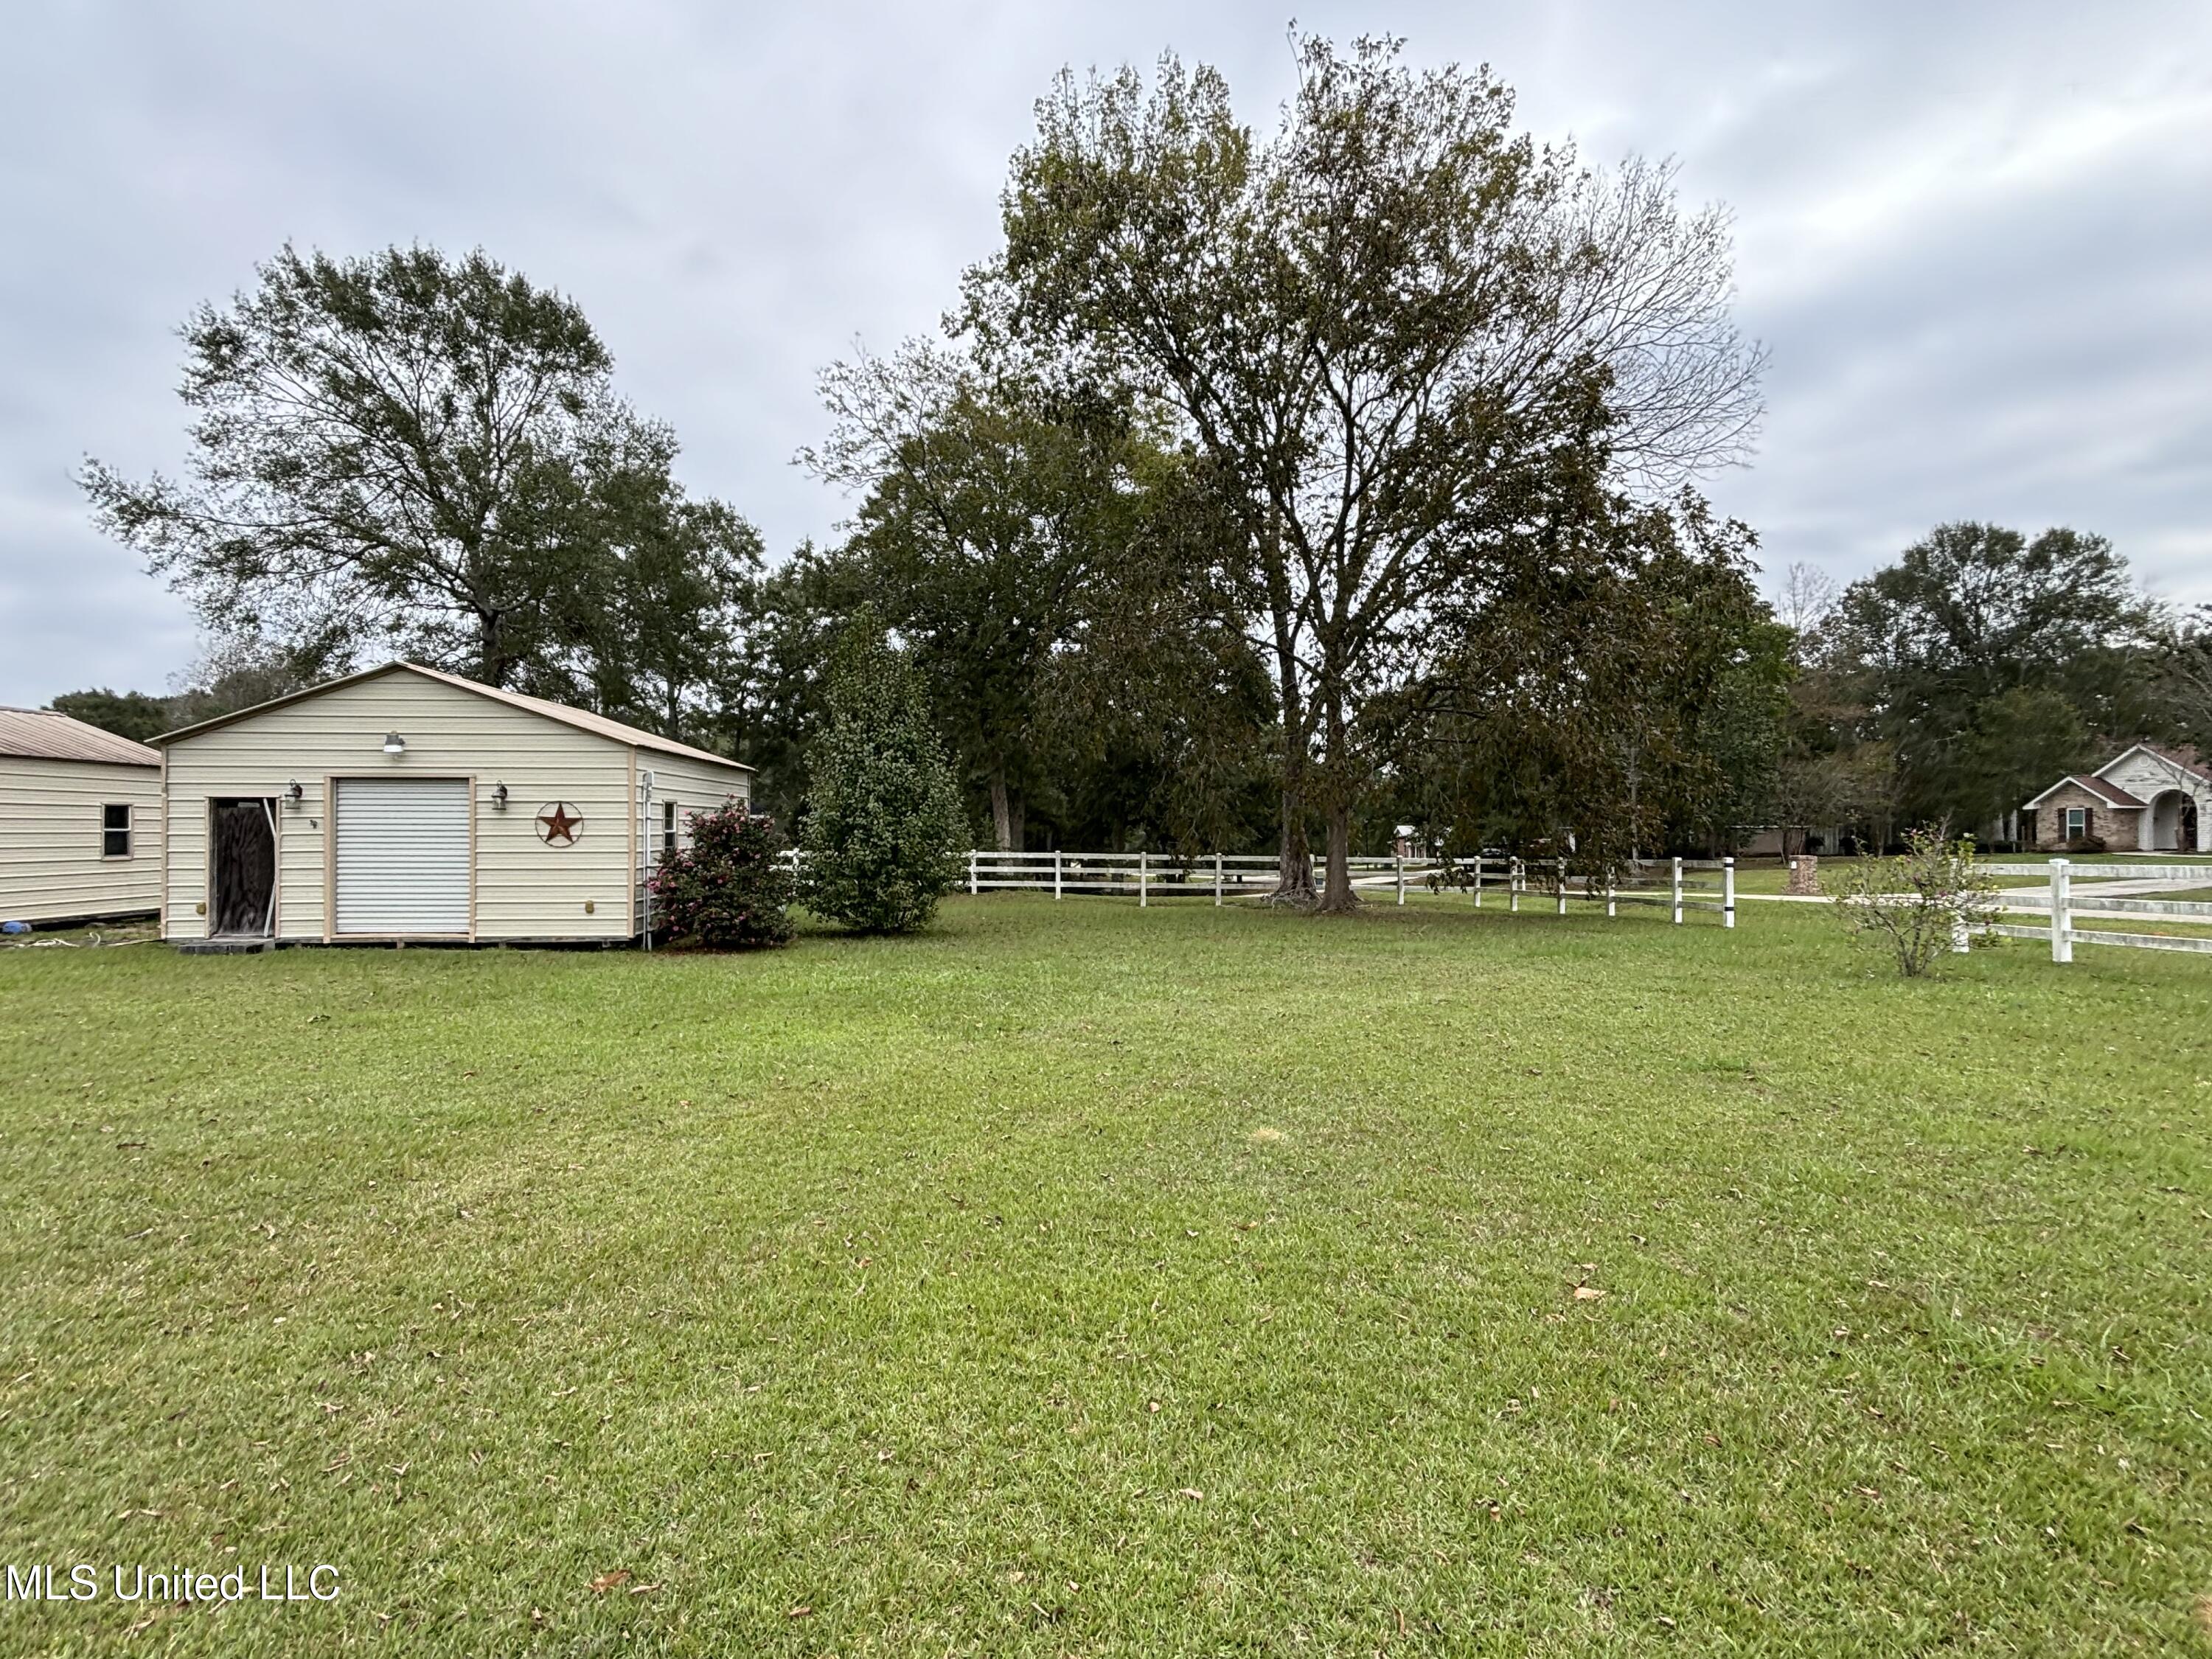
[2065,807,2087,838]
[102,803,132,858]
[662,800,678,858]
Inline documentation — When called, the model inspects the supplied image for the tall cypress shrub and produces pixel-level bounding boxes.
[798,618,966,932]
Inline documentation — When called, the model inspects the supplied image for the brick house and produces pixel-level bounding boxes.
[2021,744,2210,852]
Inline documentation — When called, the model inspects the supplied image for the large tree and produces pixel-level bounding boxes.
[984,35,1763,907]
[83,244,753,712]
[1827,522,2162,830]
[803,343,1270,853]
[803,345,1132,849]
[1382,492,1773,869]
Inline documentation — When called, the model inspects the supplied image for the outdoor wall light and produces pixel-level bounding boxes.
[382,731,406,756]
[491,782,509,808]
[285,780,304,803]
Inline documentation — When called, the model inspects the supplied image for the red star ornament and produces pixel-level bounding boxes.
[537,802,582,845]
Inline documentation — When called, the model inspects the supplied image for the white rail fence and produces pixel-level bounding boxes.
[953,849,1737,926]
[1976,859,2212,960]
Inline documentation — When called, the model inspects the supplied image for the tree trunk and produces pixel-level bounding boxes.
[1317,796,1356,912]
[1258,505,1316,907]
[1265,635,1317,905]
[990,773,1015,852]
[1312,692,1359,914]
[1273,781,1315,905]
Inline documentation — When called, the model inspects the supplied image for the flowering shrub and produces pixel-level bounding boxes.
[648,804,795,949]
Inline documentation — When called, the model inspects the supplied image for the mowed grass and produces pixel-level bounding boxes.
[2,897,2210,1656]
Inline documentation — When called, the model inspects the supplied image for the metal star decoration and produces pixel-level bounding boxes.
[536,802,582,845]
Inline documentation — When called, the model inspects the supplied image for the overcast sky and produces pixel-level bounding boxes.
[3,1,2208,706]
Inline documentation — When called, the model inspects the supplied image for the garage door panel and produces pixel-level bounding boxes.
[335,778,470,935]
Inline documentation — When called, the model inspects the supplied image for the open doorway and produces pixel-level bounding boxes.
[210,798,276,936]
[2149,790,2200,853]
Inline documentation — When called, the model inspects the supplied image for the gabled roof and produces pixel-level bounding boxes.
[0,707,161,767]
[2023,773,2146,811]
[152,662,751,771]
[2095,742,2211,788]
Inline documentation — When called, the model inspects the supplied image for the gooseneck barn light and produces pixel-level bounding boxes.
[382,731,406,756]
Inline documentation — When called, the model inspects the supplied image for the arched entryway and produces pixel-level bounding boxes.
[2149,790,2200,852]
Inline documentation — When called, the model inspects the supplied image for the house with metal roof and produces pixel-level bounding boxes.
[2021,744,2210,853]
[0,706,163,928]
[152,662,751,950]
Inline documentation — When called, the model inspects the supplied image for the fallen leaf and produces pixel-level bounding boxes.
[1572,1285,1606,1302]
[627,1582,661,1596]
[588,1570,631,1594]
[787,1604,812,1618]
[1180,1487,1205,1500]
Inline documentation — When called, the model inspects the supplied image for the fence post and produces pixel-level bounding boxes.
[2051,858,2071,963]
[1556,855,1567,916]
[1671,857,1683,925]
[1510,858,1521,913]
[968,849,977,896]
[1473,856,1483,908]
[1140,849,1148,908]
[1950,855,1969,953]
[1215,852,1223,907]
[1397,852,1405,906]
[1606,870,1616,918]
[1054,848,1063,901]
[1723,856,1736,929]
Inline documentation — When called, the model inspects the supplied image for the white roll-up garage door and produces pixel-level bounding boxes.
[334,777,471,936]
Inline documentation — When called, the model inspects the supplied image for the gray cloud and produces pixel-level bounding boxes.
[4,0,2208,704]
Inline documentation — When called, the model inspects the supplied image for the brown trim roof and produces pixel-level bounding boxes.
[2023,773,2146,811]
[0,707,161,766]
[151,662,751,772]
[2076,774,2148,808]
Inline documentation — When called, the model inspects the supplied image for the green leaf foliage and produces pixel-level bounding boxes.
[80,242,759,742]
[45,688,173,745]
[796,619,967,933]
[647,804,795,950]
[1826,522,2163,829]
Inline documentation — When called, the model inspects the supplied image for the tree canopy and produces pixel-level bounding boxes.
[82,244,758,740]
[801,341,1273,855]
[1821,523,2164,830]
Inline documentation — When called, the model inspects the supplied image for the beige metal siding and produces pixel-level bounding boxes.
[641,753,752,860]
[164,673,636,942]
[0,756,163,925]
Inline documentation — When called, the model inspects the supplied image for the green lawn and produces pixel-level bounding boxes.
[3,897,2209,1655]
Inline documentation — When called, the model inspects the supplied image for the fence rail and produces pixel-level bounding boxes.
[1992,858,2212,963]
[951,849,1737,927]
[1979,861,2212,880]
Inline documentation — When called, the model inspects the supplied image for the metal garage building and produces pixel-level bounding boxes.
[0,708,162,928]
[155,662,751,948]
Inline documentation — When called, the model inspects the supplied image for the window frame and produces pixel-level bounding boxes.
[661,799,678,859]
[101,802,133,860]
[2065,805,2087,839]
